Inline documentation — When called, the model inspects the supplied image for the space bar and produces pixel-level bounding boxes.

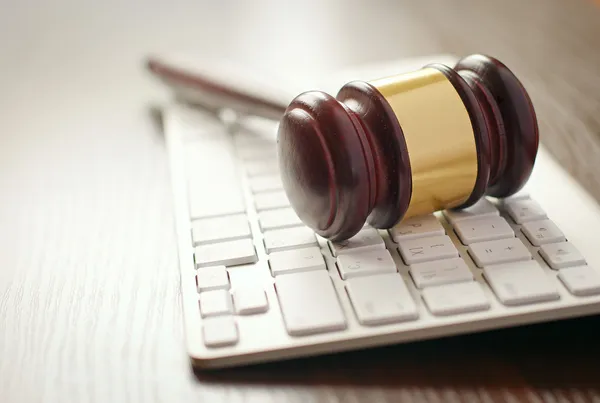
[275,270,347,336]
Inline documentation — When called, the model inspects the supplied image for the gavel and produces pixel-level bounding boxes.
[148,54,539,241]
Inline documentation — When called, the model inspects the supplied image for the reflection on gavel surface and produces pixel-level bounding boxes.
[277,54,539,241]
[149,54,539,241]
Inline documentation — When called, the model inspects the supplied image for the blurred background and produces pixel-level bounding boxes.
[1,1,599,401]
[2,0,600,199]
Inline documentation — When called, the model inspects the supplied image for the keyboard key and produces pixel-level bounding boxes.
[244,158,279,177]
[336,249,397,280]
[237,145,276,161]
[191,214,251,245]
[199,289,234,317]
[397,235,459,265]
[254,190,290,211]
[483,261,559,305]
[454,216,514,245]
[178,113,226,142]
[249,174,283,193]
[521,219,566,246]
[185,139,246,219]
[468,238,531,267]
[263,226,318,253]
[203,316,238,347]
[269,246,326,276]
[539,242,586,269]
[189,190,246,219]
[346,273,418,325]
[233,287,269,314]
[195,238,258,268]
[558,266,600,296]
[422,282,490,316]
[504,199,547,224]
[258,207,302,231]
[443,198,499,224]
[409,258,474,289]
[275,270,347,336]
[329,228,385,257]
[233,133,273,148]
[389,214,445,242]
[196,265,230,292]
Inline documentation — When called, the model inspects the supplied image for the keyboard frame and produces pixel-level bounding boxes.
[164,104,600,370]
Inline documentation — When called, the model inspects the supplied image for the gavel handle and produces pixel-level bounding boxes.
[146,55,289,121]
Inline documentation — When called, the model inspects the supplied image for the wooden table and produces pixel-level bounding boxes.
[2,1,600,401]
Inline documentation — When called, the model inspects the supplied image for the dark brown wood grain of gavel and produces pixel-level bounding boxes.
[149,54,539,241]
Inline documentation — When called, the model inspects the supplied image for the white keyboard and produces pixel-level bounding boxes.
[164,104,600,369]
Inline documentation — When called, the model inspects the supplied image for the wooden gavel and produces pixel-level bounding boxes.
[148,54,539,241]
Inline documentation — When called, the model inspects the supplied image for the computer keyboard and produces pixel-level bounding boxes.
[163,104,600,369]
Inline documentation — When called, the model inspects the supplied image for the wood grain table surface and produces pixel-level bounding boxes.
[1,0,600,402]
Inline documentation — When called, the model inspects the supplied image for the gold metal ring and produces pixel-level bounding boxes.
[370,67,478,218]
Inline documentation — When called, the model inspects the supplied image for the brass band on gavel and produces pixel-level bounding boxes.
[370,68,478,218]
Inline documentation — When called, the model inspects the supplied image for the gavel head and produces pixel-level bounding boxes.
[276,54,539,241]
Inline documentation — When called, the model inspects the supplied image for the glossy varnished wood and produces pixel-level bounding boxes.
[278,82,413,241]
[2,0,600,402]
[278,55,537,240]
[277,91,373,241]
[455,55,539,198]
[337,81,412,230]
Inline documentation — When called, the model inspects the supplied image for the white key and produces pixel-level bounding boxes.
[269,246,326,276]
[539,242,586,269]
[329,228,385,257]
[422,282,490,316]
[346,273,418,325]
[409,258,474,288]
[199,289,234,317]
[195,238,257,268]
[237,145,276,161]
[249,174,283,193]
[258,207,303,231]
[443,198,499,224]
[184,140,235,164]
[483,260,559,305]
[177,113,227,142]
[336,249,397,280]
[185,139,247,219]
[233,133,273,148]
[397,235,459,265]
[521,219,566,246]
[389,214,445,242]
[244,158,279,177]
[184,137,236,176]
[504,199,547,224]
[558,266,600,296]
[275,270,346,336]
[468,238,531,267]
[263,226,318,253]
[454,216,514,245]
[254,190,290,211]
[203,316,238,347]
[191,214,251,245]
[189,189,246,219]
[233,287,269,314]
[196,265,230,292]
